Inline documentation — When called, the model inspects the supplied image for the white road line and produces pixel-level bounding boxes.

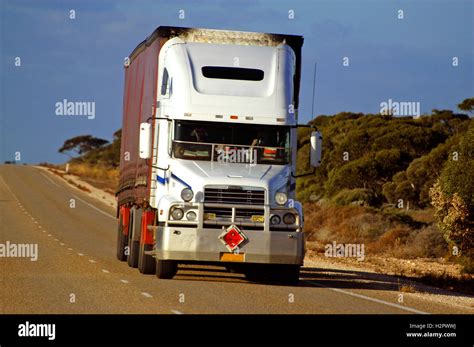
[39,172,61,187]
[54,239,59,242]
[102,269,110,273]
[68,248,73,251]
[120,279,129,283]
[89,259,96,263]
[78,253,84,256]
[171,309,183,314]
[47,234,52,237]
[141,292,153,298]
[72,194,115,220]
[60,243,65,246]
[303,280,428,315]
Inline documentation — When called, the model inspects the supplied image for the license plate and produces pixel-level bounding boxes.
[204,213,216,220]
[251,215,264,223]
[220,253,245,262]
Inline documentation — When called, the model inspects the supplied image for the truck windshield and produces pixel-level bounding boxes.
[173,120,290,165]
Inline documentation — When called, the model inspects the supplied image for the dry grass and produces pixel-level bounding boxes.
[66,163,118,194]
[408,208,435,224]
[399,284,417,293]
[304,202,448,258]
[67,163,118,181]
[407,271,474,295]
[66,179,91,193]
[47,168,92,193]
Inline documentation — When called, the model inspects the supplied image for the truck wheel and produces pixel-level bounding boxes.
[156,259,177,279]
[138,243,156,274]
[116,214,128,261]
[127,209,140,268]
[127,237,139,268]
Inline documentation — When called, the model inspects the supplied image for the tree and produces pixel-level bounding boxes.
[59,135,109,160]
[457,97,474,114]
[430,125,474,272]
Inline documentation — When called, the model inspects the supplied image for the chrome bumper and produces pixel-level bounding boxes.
[153,226,305,265]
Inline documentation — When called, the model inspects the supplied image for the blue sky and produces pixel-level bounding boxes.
[1,0,473,163]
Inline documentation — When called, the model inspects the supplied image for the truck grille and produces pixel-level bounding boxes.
[204,187,265,206]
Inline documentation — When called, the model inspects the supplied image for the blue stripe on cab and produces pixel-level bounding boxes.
[157,175,167,185]
[171,173,191,189]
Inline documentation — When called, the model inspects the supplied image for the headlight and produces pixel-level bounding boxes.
[283,213,296,225]
[171,208,184,220]
[186,211,197,221]
[270,215,281,225]
[275,192,288,206]
[181,188,194,202]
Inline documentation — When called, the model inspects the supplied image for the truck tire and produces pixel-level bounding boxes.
[155,259,177,279]
[116,214,128,261]
[127,209,140,268]
[138,243,156,274]
[127,239,139,268]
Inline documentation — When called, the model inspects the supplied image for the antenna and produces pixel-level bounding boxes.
[311,62,317,122]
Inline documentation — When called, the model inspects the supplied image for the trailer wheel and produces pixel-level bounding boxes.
[155,259,177,279]
[116,214,128,261]
[138,243,156,274]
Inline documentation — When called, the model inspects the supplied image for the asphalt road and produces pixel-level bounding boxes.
[0,165,470,314]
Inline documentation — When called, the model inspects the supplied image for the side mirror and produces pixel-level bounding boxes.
[139,122,152,159]
[310,131,322,167]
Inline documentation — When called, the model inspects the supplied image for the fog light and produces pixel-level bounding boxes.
[275,192,288,206]
[186,211,197,221]
[171,208,184,220]
[181,188,194,202]
[270,215,281,225]
[283,213,296,225]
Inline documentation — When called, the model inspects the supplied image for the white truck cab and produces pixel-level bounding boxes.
[119,27,321,284]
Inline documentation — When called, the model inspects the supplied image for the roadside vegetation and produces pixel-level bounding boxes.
[297,98,473,276]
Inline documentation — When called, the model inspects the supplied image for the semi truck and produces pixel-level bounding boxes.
[116,26,322,284]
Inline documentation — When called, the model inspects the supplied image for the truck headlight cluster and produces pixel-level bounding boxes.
[271,213,296,225]
[275,192,288,206]
[186,211,197,221]
[181,188,194,202]
[171,207,184,220]
[283,213,296,225]
[270,215,281,225]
